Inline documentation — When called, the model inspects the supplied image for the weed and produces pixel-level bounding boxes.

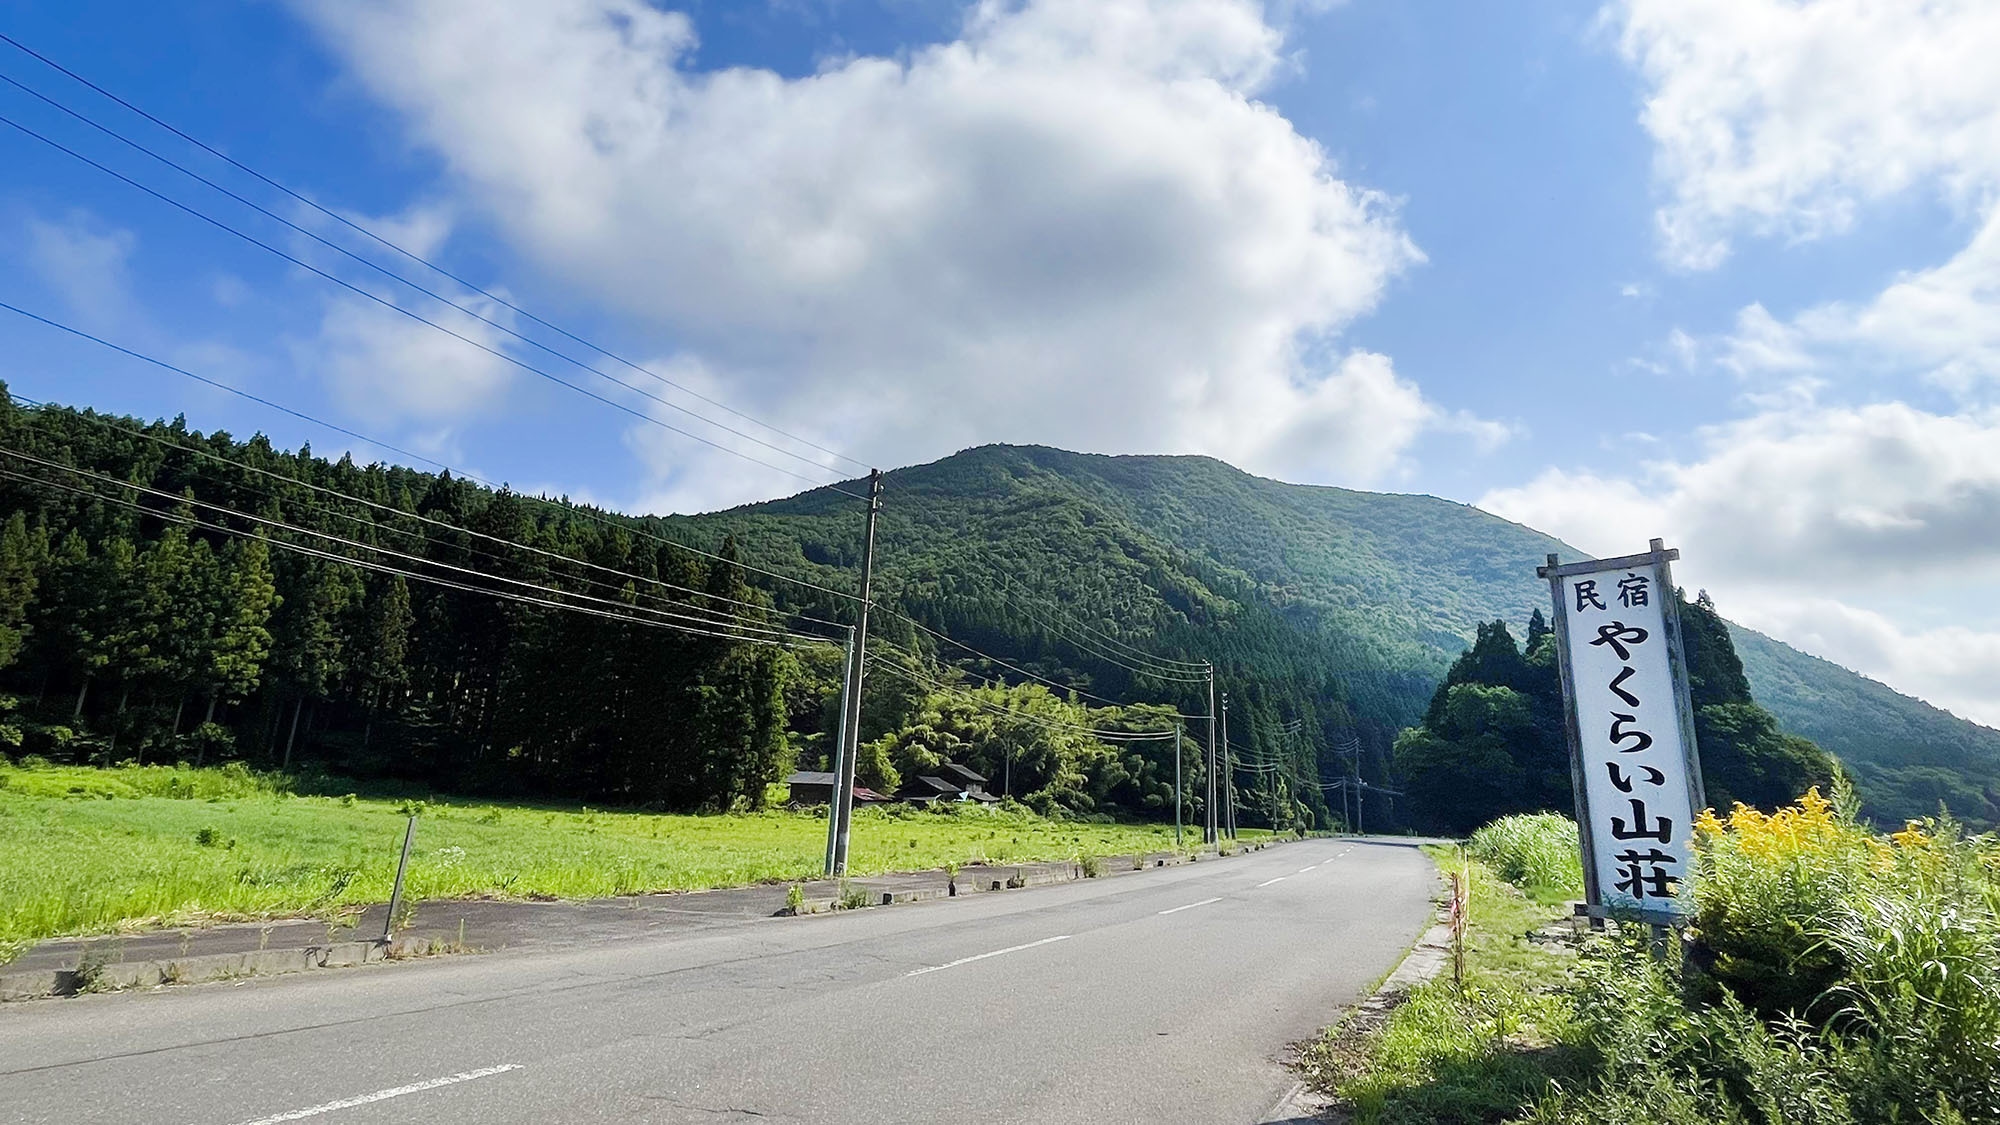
[70,947,110,994]
[785,883,806,914]
[193,826,221,848]
[837,882,870,911]
[1078,854,1102,878]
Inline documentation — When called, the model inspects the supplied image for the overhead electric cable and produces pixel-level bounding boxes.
[0,74,857,483]
[865,650,1182,741]
[0,33,870,475]
[0,112,865,498]
[985,570,1209,672]
[0,299,864,603]
[0,464,836,651]
[880,609,1191,709]
[7,394,848,631]
[0,446,822,644]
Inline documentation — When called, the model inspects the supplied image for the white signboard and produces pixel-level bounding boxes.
[1539,541,1704,918]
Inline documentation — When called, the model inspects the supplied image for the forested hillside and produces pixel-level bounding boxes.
[1728,625,2000,827]
[3,395,1993,830]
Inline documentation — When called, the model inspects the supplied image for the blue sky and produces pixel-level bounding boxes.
[2,0,1997,726]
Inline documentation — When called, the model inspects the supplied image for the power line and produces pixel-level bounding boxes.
[0,32,871,475]
[0,462,836,652]
[0,111,866,498]
[0,299,865,604]
[866,649,1182,741]
[877,607,1205,714]
[0,446,827,645]
[7,393,849,631]
[983,570,1210,676]
[0,72,859,484]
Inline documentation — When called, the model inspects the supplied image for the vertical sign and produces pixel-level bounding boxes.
[1538,540,1705,920]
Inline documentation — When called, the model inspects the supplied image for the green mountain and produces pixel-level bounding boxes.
[682,443,2000,829]
[1727,626,2000,827]
[3,390,1990,829]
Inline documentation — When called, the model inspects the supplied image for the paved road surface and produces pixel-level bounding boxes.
[0,838,1435,1124]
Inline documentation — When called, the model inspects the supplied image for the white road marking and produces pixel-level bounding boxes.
[1298,866,1317,874]
[218,1065,522,1125]
[1158,897,1222,915]
[1256,877,1287,888]
[906,935,1070,977]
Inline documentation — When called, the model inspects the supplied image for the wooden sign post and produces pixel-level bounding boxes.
[1538,539,1706,925]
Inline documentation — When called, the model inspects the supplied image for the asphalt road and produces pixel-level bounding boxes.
[0,837,1435,1125]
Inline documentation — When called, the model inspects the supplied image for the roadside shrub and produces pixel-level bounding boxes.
[1550,789,2000,1122]
[1466,813,1582,898]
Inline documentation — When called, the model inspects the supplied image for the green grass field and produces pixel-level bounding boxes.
[0,759,1229,962]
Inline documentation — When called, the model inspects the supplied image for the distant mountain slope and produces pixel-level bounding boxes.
[683,443,2000,828]
[1729,625,2000,826]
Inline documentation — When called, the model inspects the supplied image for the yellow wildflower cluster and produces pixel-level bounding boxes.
[1890,820,1930,849]
[1692,787,1846,864]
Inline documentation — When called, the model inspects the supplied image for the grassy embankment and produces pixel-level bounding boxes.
[0,758,1239,962]
[1304,800,2000,1124]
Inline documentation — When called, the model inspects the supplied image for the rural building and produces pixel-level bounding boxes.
[896,761,1004,805]
[784,771,889,807]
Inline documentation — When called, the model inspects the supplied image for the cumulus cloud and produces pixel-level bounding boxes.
[1479,400,2000,724]
[1612,0,2000,271]
[299,293,517,425]
[23,211,140,331]
[289,0,1483,509]
[1732,595,2000,728]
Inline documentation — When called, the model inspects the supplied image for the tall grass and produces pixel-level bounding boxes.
[1465,813,1583,899]
[0,760,1195,961]
[1318,791,2000,1124]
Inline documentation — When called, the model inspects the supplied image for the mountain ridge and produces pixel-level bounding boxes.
[682,441,2000,827]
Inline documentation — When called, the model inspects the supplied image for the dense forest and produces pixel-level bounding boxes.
[1393,600,1838,834]
[0,393,1272,825]
[5,392,1994,832]
[678,443,1999,830]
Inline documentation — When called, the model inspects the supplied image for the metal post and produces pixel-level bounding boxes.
[1173,722,1184,850]
[1221,694,1235,841]
[381,814,416,944]
[823,626,855,876]
[830,469,883,877]
[1204,667,1218,846]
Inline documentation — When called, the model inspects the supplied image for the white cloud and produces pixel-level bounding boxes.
[1479,400,2000,724]
[290,0,1482,508]
[1730,595,2000,728]
[299,293,517,425]
[1612,0,2000,270]
[23,212,139,330]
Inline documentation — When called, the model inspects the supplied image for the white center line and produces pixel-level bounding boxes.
[1158,897,1222,915]
[1256,876,1287,888]
[218,1065,522,1125]
[906,935,1070,977]
[1298,866,1318,874]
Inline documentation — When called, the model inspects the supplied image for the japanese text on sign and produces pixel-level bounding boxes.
[1553,559,1700,914]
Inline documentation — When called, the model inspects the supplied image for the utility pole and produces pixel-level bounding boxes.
[1204,665,1219,846]
[822,626,856,875]
[829,469,883,877]
[1173,722,1184,850]
[1220,693,1235,841]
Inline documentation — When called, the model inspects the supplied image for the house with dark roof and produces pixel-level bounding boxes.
[934,762,1000,801]
[784,771,889,807]
[895,761,1003,805]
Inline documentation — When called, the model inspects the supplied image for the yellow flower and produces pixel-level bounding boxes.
[1890,821,1928,849]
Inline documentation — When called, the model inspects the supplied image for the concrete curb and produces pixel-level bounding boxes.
[0,939,423,1001]
[1266,868,1455,1122]
[2,838,1300,1000]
